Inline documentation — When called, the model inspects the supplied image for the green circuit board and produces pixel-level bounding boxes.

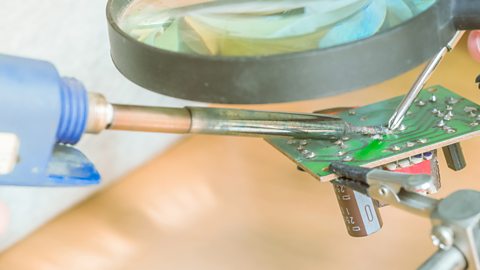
[267,86,480,182]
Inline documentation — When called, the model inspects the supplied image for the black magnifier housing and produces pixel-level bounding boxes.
[107,0,480,104]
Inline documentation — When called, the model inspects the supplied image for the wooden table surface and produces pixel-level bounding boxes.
[0,39,479,270]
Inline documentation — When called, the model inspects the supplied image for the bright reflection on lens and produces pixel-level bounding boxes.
[118,0,436,56]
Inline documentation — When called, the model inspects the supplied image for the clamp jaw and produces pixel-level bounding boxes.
[330,162,480,270]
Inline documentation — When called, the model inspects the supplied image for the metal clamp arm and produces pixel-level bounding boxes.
[330,162,439,217]
[330,163,480,270]
[419,247,467,270]
[365,170,439,218]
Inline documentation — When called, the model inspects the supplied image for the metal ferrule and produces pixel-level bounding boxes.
[86,93,114,134]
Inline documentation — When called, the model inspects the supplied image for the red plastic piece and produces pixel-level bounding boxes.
[394,160,431,175]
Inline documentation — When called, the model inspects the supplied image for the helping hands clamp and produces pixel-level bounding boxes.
[330,162,480,270]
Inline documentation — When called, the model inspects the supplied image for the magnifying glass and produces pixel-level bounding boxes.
[107,0,480,104]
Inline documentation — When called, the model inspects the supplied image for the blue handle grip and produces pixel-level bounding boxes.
[57,77,89,145]
[0,54,99,186]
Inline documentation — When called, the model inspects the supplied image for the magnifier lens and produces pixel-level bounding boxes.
[117,0,436,56]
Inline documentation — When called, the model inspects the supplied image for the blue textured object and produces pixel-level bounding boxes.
[57,77,89,145]
[0,54,99,186]
[47,145,100,186]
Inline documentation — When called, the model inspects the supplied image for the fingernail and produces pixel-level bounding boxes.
[468,30,480,62]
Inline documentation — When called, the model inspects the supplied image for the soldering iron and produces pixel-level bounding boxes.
[1,0,480,269]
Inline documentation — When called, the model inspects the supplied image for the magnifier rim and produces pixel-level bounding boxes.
[106,0,456,104]
[107,0,439,61]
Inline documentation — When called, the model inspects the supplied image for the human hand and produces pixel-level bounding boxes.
[468,30,480,62]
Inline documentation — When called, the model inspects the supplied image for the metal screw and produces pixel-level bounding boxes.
[447,97,459,105]
[391,145,401,151]
[398,159,411,168]
[431,225,454,250]
[417,100,426,106]
[411,155,423,164]
[417,138,428,144]
[304,151,316,159]
[385,163,398,171]
[464,106,477,113]
[423,152,433,160]
[378,186,389,196]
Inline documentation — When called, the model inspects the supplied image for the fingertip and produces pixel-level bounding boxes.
[468,30,480,63]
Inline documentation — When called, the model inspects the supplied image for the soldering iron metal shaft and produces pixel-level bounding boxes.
[109,105,384,139]
[87,94,384,139]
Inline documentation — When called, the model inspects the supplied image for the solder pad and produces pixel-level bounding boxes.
[267,86,480,182]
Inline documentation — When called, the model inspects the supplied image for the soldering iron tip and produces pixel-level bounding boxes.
[350,125,390,136]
